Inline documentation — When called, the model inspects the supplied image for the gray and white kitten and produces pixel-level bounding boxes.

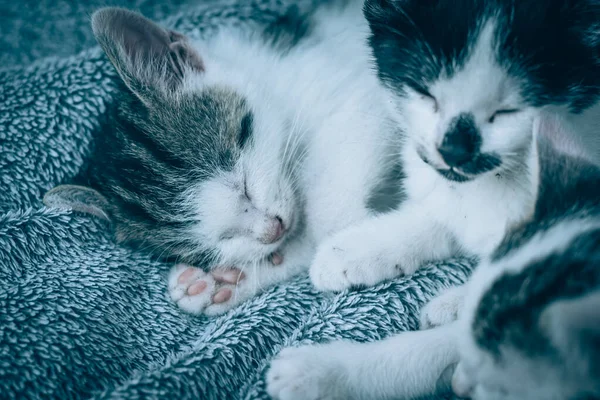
[45,4,397,315]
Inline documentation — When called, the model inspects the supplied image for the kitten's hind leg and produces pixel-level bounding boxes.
[267,322,460,400]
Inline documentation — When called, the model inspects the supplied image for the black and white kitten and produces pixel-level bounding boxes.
[267,0,600,398]
[267,115,600,400]
[45,4,397,315]
[297,0,600,328]
[306,0,600,295]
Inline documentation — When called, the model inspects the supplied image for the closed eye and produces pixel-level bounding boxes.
[489,109,520,123]
[413,86,438,112]
[243,178,252,202]
[238,112,253,148]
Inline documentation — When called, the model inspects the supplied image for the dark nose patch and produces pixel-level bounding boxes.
[438,113,481,167]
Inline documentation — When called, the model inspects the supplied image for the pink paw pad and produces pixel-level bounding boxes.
[168,264,250,315]
[212,288,233,303]
[187,280,208,295]
[211,267,246,284]
[210,267,245,303]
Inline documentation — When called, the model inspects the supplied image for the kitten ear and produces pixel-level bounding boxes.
[364,0,423,35]
[91,7,204,104]
[542,290,600,354]
[535,112,598,162]
[43,185,111,221]
[363,0,398,27]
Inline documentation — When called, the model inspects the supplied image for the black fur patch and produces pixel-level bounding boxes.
[473,227,600,359]
[261,4,313,52]
[364,0,600,113]
[438,113,481,167]
[473,138,600,358]
[492,139,600,262]
[238,112,254,148]
[88,81,251,266]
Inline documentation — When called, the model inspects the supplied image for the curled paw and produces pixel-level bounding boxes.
[168,264,246,316]
[267,345,349,400]
[419,286,465,330]
[309,231,401,292]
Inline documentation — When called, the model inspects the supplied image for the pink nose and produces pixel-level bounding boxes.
[261,216,285,244]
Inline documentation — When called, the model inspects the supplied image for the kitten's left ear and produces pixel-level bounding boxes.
[91,7,204,104]
[542,290,600,352]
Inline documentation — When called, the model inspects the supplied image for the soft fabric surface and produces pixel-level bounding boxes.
[0,1,471,398]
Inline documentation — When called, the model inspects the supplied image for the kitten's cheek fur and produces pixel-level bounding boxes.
[217,237,279,264]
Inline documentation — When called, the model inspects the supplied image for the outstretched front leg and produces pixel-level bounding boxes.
[267,322,460,400]
[310,201,456,292]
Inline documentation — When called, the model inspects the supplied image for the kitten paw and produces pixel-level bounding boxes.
[309,229,401,292]
[267,345,350,400]
[420,286,465,329]
[168,264,246,316]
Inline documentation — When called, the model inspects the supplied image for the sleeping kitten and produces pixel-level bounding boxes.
[45,3,397,315]
[307,0,600,323]
[267,0,600,398]
[452,117,600,399]
[266,115,600,400]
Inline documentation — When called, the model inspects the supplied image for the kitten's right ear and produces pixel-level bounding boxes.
[91,7,204,104]
[363,0,398,26]
[535,112,597,163]
[43,185,111,222]
[364,0,420,34]
[542,290,600,358]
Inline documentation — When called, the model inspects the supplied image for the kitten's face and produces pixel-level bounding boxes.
[185,96,299,263]
[91,8,299,264]
[365,0,600,182]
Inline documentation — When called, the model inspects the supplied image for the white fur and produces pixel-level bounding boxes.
[166,3,398,314]
[455,219,600,400]
[268,218,600,400]
[310,19,539,293]
[268,17,591,400]
[420,284,466,329]
[267,323,460,400]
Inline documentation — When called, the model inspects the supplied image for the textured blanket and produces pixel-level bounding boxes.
[0,1,472,399]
